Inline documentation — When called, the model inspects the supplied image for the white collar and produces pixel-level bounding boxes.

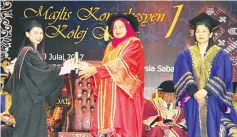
[163,100,173,109]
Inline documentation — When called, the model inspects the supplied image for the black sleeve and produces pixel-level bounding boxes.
[22,49,64,103]
[187,84,198,98]
[203,87,213,96]
[187,84,212,97]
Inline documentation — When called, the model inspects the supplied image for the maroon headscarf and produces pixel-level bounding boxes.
[111,18,137,48]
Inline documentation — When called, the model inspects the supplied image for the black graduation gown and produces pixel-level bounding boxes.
[3,46,64,137]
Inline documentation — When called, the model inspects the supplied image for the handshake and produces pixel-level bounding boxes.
[63,58,92,71]
[62,58,97,79]
[63,51,91,71]
[4,51,97,79]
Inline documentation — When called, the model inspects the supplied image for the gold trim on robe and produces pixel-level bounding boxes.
[104,37,142,98]
[189,45,220,137]
[0,91,12,113]
[96,37,143,132]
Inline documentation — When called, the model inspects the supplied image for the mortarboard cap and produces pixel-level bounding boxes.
[19,16,46,32]
[107,13,139,35]
[157,80,175,93]
[189,12,221,30]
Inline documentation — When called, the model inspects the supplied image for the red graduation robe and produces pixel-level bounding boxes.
[143,98,187,137]
[91,37,145,137]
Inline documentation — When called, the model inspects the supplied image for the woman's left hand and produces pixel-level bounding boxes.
[194,89,207,104]
[199,89,208,98]
[79,66,97,79]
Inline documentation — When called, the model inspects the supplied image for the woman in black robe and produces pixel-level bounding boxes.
[3,19,77,137]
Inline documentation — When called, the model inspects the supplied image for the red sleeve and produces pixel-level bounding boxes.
[143,100,159,120]
[95,65,110,79]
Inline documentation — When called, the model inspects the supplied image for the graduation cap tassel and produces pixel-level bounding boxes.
[104,26,111,42]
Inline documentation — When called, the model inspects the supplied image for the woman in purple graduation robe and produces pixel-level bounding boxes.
[173,12,237,137]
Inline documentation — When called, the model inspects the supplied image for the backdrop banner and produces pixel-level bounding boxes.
[1,1,237,99]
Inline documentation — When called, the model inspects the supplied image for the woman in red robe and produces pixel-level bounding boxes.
[79,14,145,137]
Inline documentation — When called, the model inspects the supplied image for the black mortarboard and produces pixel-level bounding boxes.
[19,16,46,32]
[107,13,139,35]
[18,16,46,57]
[157,80,175,93]
[189,12,221,31]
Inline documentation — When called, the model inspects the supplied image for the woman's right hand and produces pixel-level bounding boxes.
[79,66,97,79]
[78,61,92,70]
